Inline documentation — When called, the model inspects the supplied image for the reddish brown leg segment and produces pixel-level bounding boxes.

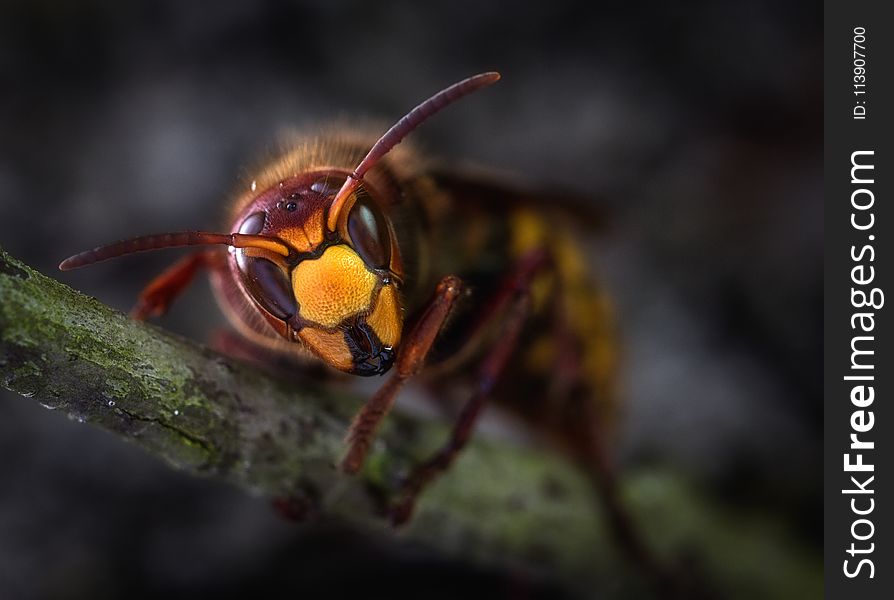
[390,292,532,525]
[341,275,465,474]
[130,251,217,320]
[387,248,550,525]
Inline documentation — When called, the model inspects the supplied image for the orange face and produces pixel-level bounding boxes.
[230,170,403,375]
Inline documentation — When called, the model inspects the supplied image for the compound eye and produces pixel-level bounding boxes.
[238,256,297,320]
[347,197,390,269]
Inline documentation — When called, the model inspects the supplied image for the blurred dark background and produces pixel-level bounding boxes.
[0,1,821,598]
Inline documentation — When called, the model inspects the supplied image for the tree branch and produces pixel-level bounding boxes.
[0,248,609,588]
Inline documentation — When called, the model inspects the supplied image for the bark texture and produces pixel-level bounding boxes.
[0,248,608,587]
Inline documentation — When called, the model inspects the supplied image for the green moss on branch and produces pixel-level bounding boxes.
[0,248,608,588]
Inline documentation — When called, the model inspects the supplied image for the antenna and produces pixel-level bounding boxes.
[326,71,501,232]
[59,231,291,270]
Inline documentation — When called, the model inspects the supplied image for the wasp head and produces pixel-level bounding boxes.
[232,171,403,376]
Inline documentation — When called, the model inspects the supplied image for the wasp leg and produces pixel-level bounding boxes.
[539,284,693,598]
[389,249,550,525]
[390,292,532,526]
[130,250,220,320]
[341,275,465,474]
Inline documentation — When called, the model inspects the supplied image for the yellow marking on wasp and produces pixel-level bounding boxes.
[279,208,325,252]
[554,234,587,282]
[510,207,617,422]
[510,208,553,310]
[510,208,548,257]
[292,245,377,328]
[234,235,291,257]
[365,284,402,348]
[298,328,353,372]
